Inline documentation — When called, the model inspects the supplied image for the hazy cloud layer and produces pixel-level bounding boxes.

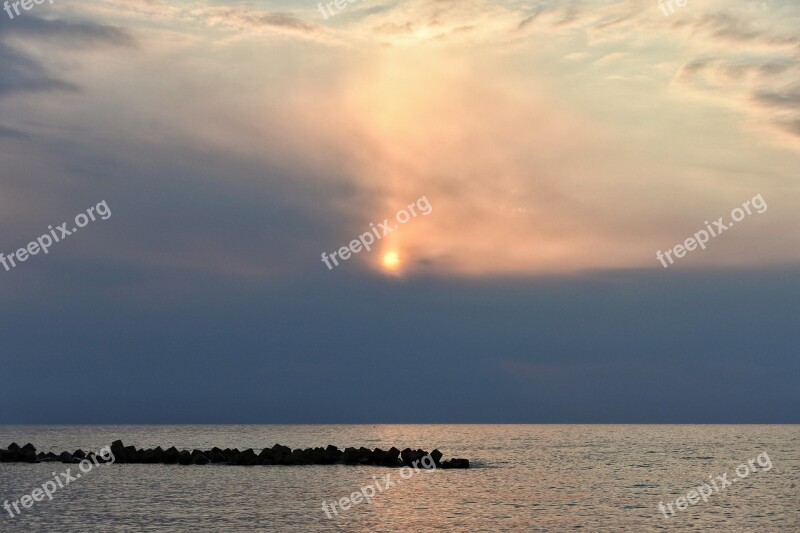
[1,0,798,280]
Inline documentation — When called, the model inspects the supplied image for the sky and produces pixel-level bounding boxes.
[0,0,798,423]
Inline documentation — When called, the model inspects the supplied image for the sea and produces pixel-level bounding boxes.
[0,425,797,531]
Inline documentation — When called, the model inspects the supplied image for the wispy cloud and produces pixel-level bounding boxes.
[0,14,134,97]
[0,0,798,281]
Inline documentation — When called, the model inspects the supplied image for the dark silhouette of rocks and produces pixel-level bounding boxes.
[177,450,192,465]
[441,458,470,469]
[0,441,470,468]
[192,452,210,465]
[59,451,77,464]
[163,446,179,464]
[0,443,39,463]
[431,449,443,465]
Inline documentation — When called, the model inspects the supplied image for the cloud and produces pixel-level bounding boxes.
[0,15,136,47]
[0,15,135,97]
[1,0,798,282]
[181,6,332,42]
[0,124,29,139]
[0,41,78,96]
[676,58,714,82]
[253,13,320,33]
[517,12,540,31]
[754,86,800,107]
[783,118,800,135]
[675,11,799,47]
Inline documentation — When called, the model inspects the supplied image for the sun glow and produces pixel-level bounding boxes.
[381,251,401,272]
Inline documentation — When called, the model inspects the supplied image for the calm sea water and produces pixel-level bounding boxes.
[0,425,797,531]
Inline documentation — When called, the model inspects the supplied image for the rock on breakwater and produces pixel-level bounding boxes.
[0,441,471,468]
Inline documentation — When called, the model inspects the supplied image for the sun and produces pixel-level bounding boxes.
[381,251,401,271]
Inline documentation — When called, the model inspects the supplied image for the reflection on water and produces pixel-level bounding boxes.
[0,425,797,531]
